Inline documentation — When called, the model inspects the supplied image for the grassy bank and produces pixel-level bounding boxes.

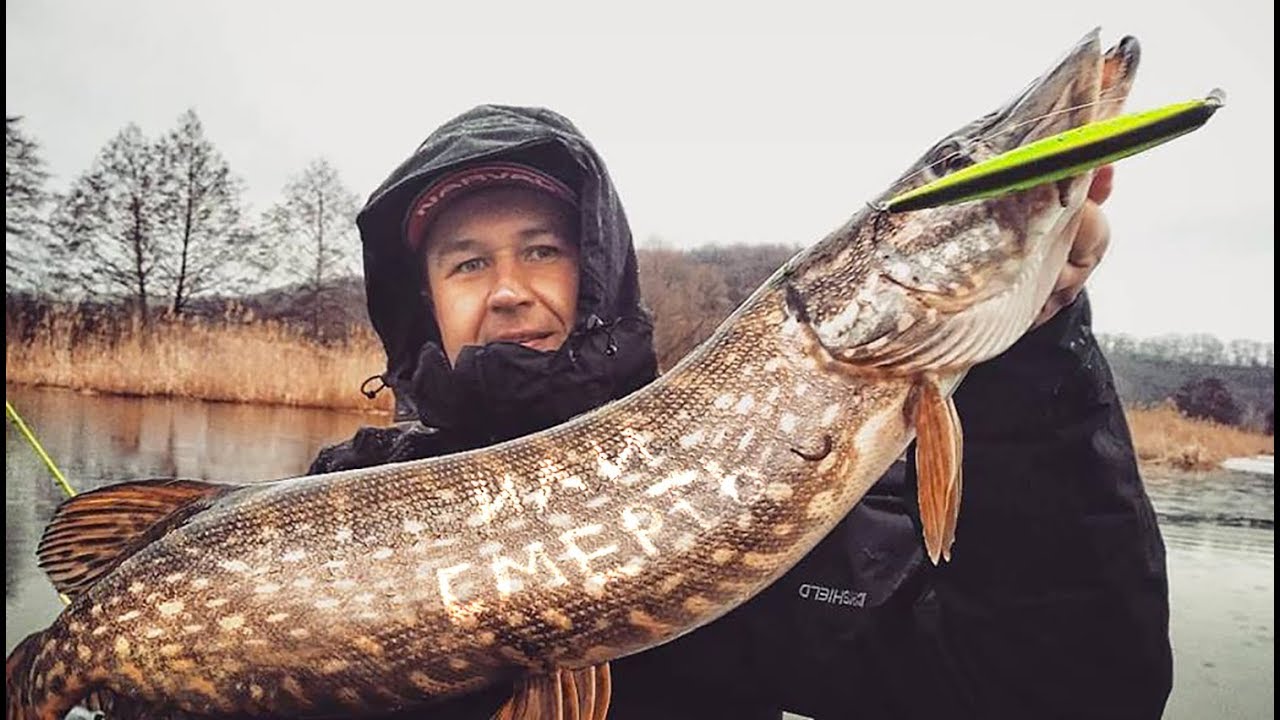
[6,313,1273,471]
[5,311,393,413]
[1126,403,1273,471]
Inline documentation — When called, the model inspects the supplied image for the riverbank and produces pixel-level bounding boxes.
[1127,403,1274,471]
[5,316,394,414]
[6,318,1273,470]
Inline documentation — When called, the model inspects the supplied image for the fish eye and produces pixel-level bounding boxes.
[931,140,974,177]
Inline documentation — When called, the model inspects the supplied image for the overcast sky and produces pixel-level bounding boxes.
[7,0,1274,342]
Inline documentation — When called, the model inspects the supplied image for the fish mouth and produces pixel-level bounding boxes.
[893,29,1144,234]
[989,30,1135,148]
[993,30,1141,146]
[889,29,1141,199]
[986,31,1140,220]
[982,31,1141,221]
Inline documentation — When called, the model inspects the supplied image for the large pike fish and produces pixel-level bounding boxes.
[12,29,1151,720]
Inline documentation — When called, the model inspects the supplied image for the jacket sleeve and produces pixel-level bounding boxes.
[902,292,1173,719]
[307,423,466,475]
[308,425,410,474]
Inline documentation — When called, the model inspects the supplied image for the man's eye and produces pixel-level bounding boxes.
[453,257,486,274]
[527,245,562,261]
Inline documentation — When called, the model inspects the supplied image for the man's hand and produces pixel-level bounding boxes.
[1033,165,1114,327]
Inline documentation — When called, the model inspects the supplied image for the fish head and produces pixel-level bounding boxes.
[788,29,1141,375]
[901,30,1140,193]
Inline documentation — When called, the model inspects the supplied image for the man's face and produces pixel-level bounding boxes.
[422,186,580,365]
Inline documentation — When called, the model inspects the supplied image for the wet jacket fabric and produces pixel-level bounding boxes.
[310,105,1172,720]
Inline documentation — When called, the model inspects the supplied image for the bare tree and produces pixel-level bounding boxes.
[637,243,795,369]
[638,247,733,369]
[51,124,164,326]
[1186,333,1225,365]
[1174,377,1242,426]
[1099,332,1272,368]
[689,243,796,305]
[264,158,360,339]
[154,109,260,314]
[6,116,53,290]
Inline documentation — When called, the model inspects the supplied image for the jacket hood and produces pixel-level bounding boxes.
[357,105,655,425]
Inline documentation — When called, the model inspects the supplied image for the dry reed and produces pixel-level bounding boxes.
[1126,402,1274,471]
[7,308,1274,473]
[6,307,393,413]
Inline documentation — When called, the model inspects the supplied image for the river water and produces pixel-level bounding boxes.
[5,384,1273,719]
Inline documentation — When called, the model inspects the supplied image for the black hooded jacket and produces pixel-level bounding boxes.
[310,106,1172,720]
[309,105,657,467]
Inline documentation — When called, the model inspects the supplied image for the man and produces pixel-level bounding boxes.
[311,105,1171,719]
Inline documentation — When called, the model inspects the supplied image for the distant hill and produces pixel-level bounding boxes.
[181,276,371,340]
[1105,352,1274,431]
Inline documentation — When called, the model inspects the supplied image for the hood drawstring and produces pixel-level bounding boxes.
[586,314,620,356]
[360,374,388,400]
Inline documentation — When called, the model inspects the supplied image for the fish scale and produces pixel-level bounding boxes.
[17,290,914,719]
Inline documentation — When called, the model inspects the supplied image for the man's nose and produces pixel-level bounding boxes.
[488,259,534,310]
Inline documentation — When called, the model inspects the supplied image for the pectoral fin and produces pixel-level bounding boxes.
[914,375,964,564]
[494,672,562,720]
[562,663,611,720]
[495,664,611,720]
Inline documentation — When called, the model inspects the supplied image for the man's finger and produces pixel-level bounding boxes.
[1088,165,1115,204]
[1034,285,1084,327]
[1068,203,1110,268]
[1051,263,1091,295]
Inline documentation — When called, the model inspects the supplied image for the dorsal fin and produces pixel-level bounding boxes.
[37,479,236,599]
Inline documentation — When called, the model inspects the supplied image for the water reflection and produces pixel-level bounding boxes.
[1145,470,1274,530]
[7,383,372,486]
[5,383,379,652]
[1144,470,1275,720]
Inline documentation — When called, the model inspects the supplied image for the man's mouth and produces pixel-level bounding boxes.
[488,331,556,350]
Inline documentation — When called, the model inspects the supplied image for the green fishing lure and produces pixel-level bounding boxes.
[884,89,1225,213]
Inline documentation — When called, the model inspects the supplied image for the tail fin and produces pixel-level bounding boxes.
[7,631,44,720]
[6,631,94,720]
[9,635,163,720]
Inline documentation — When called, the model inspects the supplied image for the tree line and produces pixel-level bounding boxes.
[1096,332,1273,368]
[6,113,359,338]
[7,112,1273,375]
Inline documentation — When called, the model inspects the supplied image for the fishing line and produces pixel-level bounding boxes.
[6,400,77,498]
[7,400,78,606]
